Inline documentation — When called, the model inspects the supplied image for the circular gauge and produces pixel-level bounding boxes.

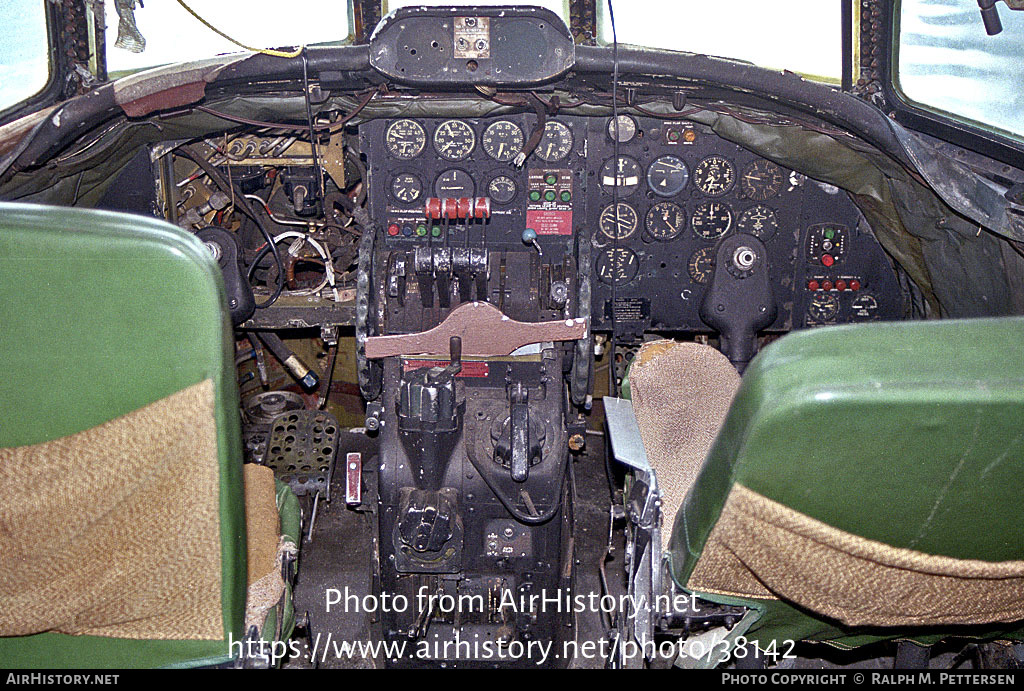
[687,247,715,284]
[691,201,734,240]
[482,120,524,162]
[433,119,476,161]
[607,114,638,143]
[693,155,736,197]
[851,294,879,320]
[600,156,643,196]
[808,293,840,322]
[390,173,422,203]
[740,160,784,201]
[384,119,427,160]
[487,175,517,204]
[599,202,639,240]
[595,247,640,285]
[434,169,475,198]
[645,202,687,240]
[646,155,690,197]
[535,121,574,162]
[737,204,779,240]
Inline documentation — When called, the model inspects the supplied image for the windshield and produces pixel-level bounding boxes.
[598,0,843,82]
[0,0,50,113]
[104,0,351,76]
[896,0,1024,141]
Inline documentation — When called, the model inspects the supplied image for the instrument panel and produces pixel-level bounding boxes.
[362,113,903,334]
[583,116,903,333]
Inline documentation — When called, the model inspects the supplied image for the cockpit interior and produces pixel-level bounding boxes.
[1,0,1024,672]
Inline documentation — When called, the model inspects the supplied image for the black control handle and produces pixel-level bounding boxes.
[509,384,530,483]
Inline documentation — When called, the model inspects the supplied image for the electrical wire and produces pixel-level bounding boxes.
[178,145,286,307]
[174,0,303,58]
[608,0,621,398]
[194,88,378,134]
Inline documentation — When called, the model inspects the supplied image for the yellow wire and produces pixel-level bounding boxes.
[175,0,304,59]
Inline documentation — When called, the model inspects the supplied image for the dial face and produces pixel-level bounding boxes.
[691,201,734,240]
[487,175,517,204]
[607,114,637,143]
[693,155,736,196]
[600,156,643,195]
[647,155,690,197]
[535,121,574,162]
[599,202,639,240]
[737,204,779,240]
[645,202,687,240]
[434,169,475,198]
[740,160,784,201]
[596,247,640,285]
[433,119,476,160]
[384,119,427,159]
[390,173,422,203]
[851,294,879,319]
[687,247,715,284]
[482,120,524,162]
[808,293,840,322]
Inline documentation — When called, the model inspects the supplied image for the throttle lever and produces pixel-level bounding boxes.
[428,336,463,383]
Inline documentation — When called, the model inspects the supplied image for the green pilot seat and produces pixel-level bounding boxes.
[0,203,300,668]
[627,318,1024,649]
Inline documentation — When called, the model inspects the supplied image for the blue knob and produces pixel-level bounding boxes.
[522,228,537,243]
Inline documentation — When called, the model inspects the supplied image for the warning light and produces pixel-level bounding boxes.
[683,129,697,143]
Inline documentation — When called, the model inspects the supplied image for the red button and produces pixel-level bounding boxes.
[474,197,491,219]
[443,198,458,219]
[457,197,472,219]
[807,280,819,291]
[836,279,847,291]
[849,279,861,291]
[387,223,400,236]
[821,254,835,267]
[822,280,833,291]
[424,198,441,219]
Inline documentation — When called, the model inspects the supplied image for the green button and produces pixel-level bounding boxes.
[416,224,428,236]
[529,190,541,201]
[545,174,558,185]
[667,130,680,141]
[824,228,835,240]
[544,190,556,201]
[431,225,442,237]
[560,190,571,202]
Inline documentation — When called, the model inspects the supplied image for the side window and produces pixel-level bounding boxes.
[0,1,50,113]
[105,1,352,77]
[896,0,1024,140]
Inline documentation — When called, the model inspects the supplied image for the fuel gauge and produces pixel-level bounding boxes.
[596,247,639,285]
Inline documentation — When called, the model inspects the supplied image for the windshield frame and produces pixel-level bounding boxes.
[0,0,62,125]
[882,0,1024,170]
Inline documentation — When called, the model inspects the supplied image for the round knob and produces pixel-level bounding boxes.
[522,228,537,244]
[732,246,757,271]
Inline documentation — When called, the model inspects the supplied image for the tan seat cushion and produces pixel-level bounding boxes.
[689,484,1024,627]
[0,380,223,640]
[242,464,293,634]
[628,340,741,551]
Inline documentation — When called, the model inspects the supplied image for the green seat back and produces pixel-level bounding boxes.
[0,203,246,667]
[671,316,1024,648]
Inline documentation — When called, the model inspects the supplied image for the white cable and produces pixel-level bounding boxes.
[271,230,339,301]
